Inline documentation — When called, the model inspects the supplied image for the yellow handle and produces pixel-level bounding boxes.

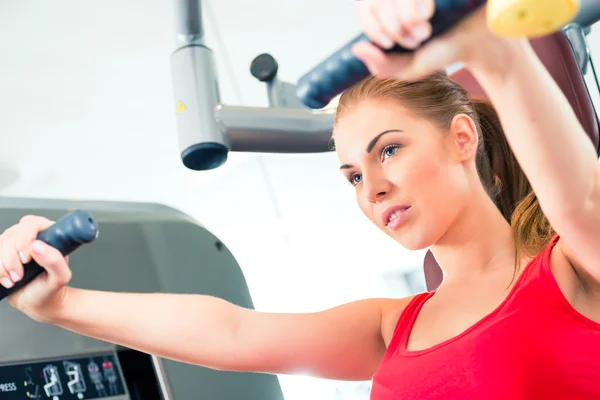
[487,0,581,38]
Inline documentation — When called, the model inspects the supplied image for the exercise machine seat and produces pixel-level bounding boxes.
[422,32,600,292]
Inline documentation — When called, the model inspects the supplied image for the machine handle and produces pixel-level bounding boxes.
[296,0,487,109]
[0,210,99,301]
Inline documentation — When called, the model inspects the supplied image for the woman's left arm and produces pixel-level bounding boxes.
[468,38,600,287]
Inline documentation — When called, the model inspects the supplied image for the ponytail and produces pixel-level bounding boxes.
[471,98,555,258]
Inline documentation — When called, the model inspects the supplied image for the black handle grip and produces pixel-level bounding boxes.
[0,209,99,301]
[296,0,487,109]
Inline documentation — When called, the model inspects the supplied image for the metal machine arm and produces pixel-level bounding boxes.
[171,0,600,172]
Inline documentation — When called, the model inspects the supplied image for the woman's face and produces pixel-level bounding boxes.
[334,99,475,250]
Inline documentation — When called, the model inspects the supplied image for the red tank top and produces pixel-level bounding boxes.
[371,236,600,399]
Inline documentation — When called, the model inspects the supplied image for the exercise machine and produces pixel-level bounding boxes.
[171,0,600,171]
[0,198,285,400]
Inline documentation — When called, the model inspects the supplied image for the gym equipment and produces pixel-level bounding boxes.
[296,0,600,110]
[171,0,600,171]
[296,0,487,110]
[171,1,334,171]
[0,210,99,302]
[0,198,284,400]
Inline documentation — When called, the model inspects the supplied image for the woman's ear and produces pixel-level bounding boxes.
[449,114,478,162]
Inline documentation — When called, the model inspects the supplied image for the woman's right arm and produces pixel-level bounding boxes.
[2,215,411,381]
[55,289,404,380]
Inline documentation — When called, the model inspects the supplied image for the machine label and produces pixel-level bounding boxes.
[0,382,18,392]
[0,353,127,399]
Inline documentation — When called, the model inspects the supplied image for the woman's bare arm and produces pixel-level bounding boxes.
[54,288,409,381]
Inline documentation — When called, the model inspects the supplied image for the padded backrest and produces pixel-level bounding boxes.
[423,32,600,292]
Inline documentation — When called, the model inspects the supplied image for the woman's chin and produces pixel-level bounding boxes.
[390,229,434,251]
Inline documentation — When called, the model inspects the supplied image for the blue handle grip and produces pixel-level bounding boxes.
[0,209,99,301]
[296,0,487,109]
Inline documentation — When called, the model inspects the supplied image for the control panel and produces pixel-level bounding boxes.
[0,352,129,400]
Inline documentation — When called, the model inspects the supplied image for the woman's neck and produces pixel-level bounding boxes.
[430,189,516,285]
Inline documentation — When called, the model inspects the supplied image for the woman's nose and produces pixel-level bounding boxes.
[364,175,391,203]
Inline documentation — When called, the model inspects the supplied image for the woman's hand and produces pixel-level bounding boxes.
[1,215,72,323]
[353,0,511,80]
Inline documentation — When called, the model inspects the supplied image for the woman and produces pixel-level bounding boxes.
[2,1,600,398]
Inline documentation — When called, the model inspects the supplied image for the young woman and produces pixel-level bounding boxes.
[2,1,600,398]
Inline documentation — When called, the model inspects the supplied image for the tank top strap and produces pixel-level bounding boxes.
[497,234,577,317]
[385,291,434,356]
[534,234,561,280]
[512,234,561,289]
[540,234,561,270]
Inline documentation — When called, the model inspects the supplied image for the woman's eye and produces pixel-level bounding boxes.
[382,145,400,160]
[349,173,362,185]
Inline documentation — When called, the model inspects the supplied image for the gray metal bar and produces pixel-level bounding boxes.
[216,105,335,153]
[175,0,205,46]
[171,44,228,171]
[151,356,175,400]
[573,0,600,28]
[267,81,308,109]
